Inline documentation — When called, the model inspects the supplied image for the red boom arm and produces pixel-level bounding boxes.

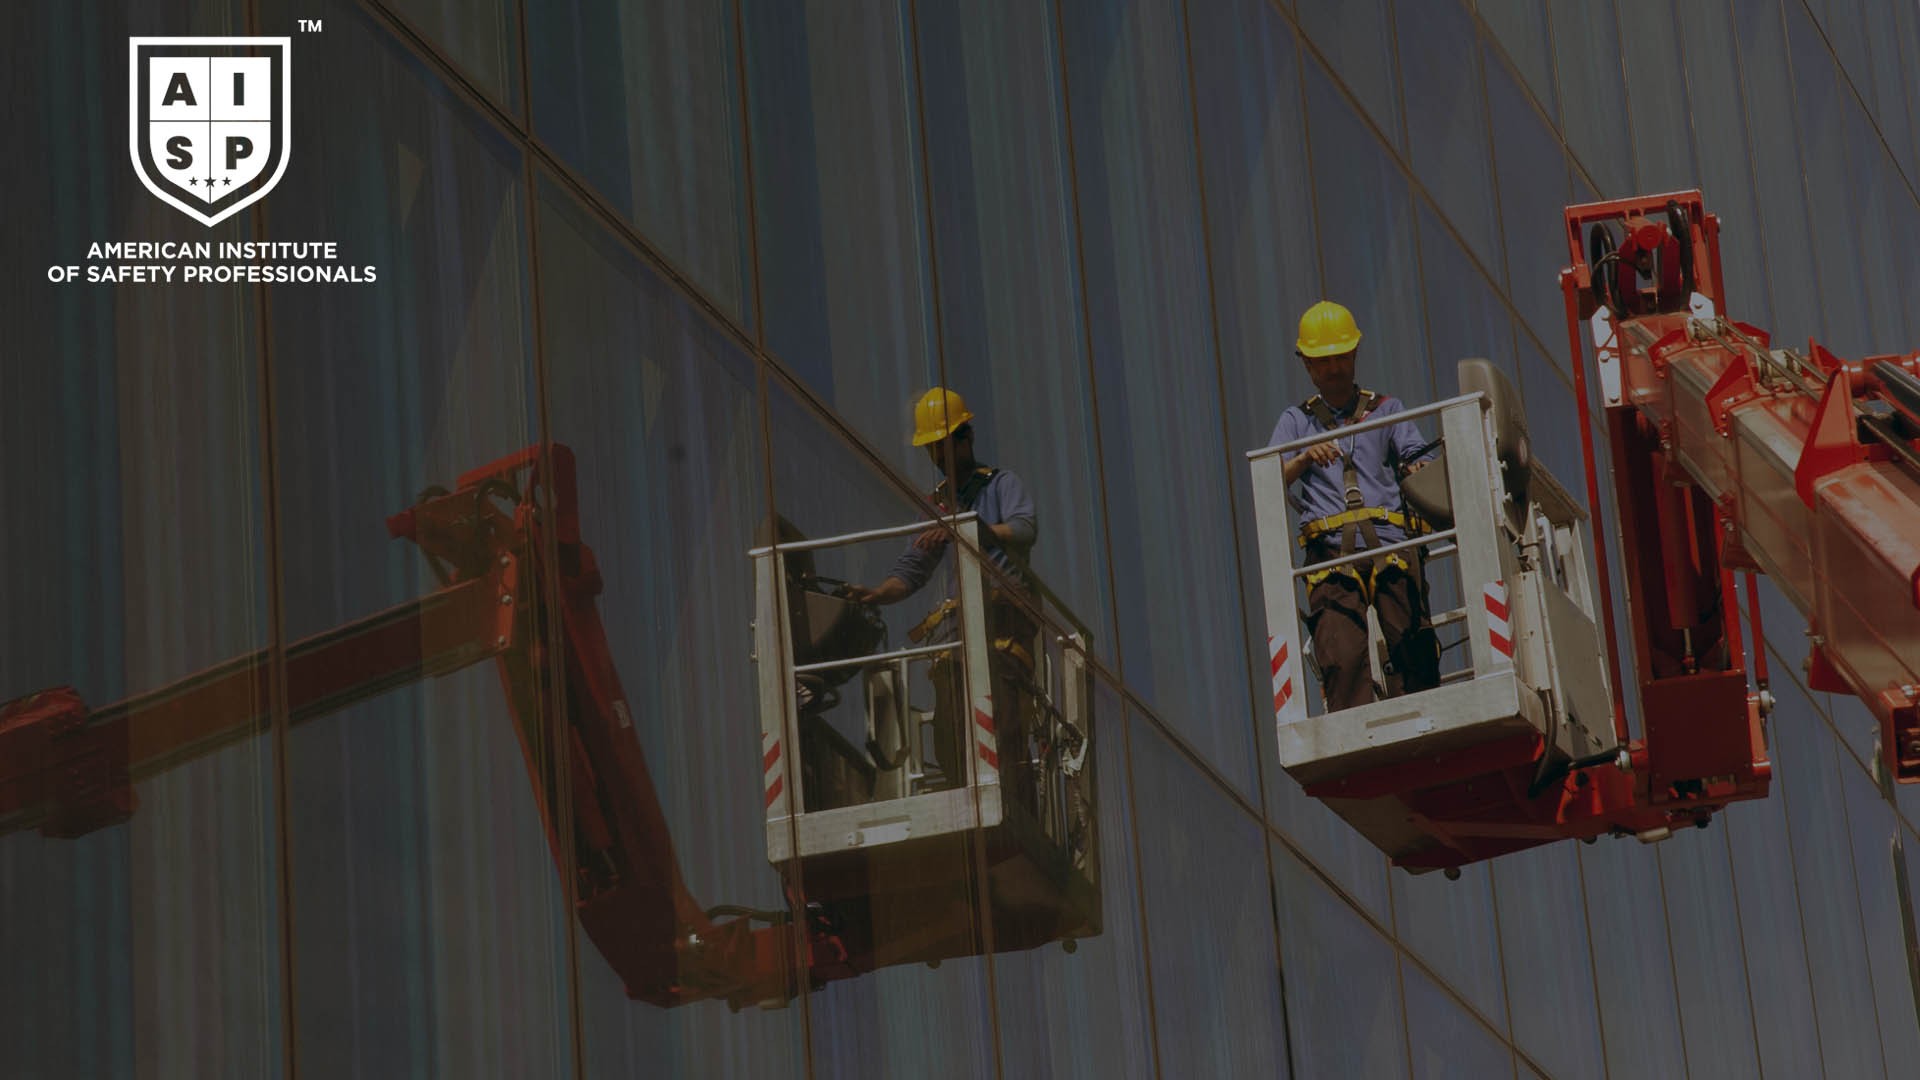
[1,444,862,1010]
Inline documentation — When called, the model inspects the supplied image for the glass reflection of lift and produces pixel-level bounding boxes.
[1250,361,1625,873]
[749,514,1099,966]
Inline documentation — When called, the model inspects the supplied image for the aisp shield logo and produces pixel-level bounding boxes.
[129,37,291,227]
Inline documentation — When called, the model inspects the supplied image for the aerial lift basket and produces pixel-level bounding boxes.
[750,515,1100,963]
[1249,363,1619,867]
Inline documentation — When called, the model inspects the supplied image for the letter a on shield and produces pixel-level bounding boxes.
[130,37,291,226]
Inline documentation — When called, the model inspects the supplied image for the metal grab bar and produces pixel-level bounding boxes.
[1246,391,1486,461]
[748,512,980,556]
[792,641,959,675]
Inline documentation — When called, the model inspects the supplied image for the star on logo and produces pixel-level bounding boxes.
[186,177,199,187]
[222,177,233,186]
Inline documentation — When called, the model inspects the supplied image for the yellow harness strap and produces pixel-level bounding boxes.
[1303,551,1415,599]
[1297,507,1424,547]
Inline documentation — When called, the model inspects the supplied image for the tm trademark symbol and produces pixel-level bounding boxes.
[298,18,323,32]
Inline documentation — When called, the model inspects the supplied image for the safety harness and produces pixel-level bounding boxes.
[1295,389,1427,594]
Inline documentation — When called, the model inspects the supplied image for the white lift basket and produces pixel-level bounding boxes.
[1248,363,1618,860]
[749,515,1100,963]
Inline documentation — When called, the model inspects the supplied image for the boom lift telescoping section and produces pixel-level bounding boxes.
[1564,191,1920,783]
[0,444,871,1010]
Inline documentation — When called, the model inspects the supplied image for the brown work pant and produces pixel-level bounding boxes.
[927,593,1039,801]
[1307,561,1440,712]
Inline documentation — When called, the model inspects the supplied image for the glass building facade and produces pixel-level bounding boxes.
[5,1,1920,1076]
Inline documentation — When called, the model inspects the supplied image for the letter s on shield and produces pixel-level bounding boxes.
[130,37,291,227]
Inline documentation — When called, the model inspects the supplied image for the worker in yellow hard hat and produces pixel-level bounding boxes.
[849,387,1044,799]
[1270,301,1441,711]
[849,387,1036,606]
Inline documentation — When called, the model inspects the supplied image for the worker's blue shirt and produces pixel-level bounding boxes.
[889,467,1037,594]
[1269,394,1432,549]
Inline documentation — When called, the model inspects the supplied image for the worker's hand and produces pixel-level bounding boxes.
[1296,442,1341,468]
[912,526,951,552]
[848,577,909,606]
[1404,459,1429,474]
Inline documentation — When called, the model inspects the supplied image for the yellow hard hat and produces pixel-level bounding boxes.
[1296,300,1362,358]
[911,387,975,446]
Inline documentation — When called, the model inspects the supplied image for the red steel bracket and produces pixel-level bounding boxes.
[1794,366,1867,508]
[1704,352,1759,437]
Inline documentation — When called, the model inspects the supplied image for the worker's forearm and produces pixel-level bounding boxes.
[873,577,912,604]
[1283,452,1312,485]
[992,518,1036,548]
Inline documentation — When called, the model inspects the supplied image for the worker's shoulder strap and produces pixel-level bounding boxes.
[931,466,999,510]
[958,465,998,508]
[1354,388,1383,422]
[1301,388,1383,429]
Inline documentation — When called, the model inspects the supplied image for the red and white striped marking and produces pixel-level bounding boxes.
[1484,580,1513,658]
[1269,635,1295,718]
[974,695,999,780]
[763,730,785,809]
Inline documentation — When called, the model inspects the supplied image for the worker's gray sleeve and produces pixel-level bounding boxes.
[887,537,943,596]
[884,470,1037,595]
[1381,398,1434,466]
[992,471,1038,548]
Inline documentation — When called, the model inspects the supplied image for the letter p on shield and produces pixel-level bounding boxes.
[130,37,290,226]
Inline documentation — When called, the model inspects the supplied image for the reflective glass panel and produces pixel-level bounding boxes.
[1656,830,1765,1080]
[258,9,575,1073]
[1730,0,1825,346]
[1840,762,1920,1072]
[1673,0,1776,328]
[1297,0,1402,150]
[526,0,752,323]
[1057,0,1258,793]
[741,0,938,467]
[1889,1,1920,180]
[536,177,808,1076]
[1273,842,1407,1077]
[1767,676,1889,1078]
[1577,838,1687,1075]
[1549,0,1632,197]
[993,677,1154,1080]
[1491,843,1606,1080]
[1302,60,1429,398]
[1474,0,1559,119]
[1392,859,1506,1023]
[1397,0,1501,270]
[914,0,1114,655]
[383,0,521,108]
[1618,4,1698,192]
[1484,49,1573,357]
[1720,760,1828,1077]
[1783,0,1874,357]
[1404,961,1515,1080]
[3,16,276,1077]
[1131,713,1290,1076]
[1859,0,1914,178]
